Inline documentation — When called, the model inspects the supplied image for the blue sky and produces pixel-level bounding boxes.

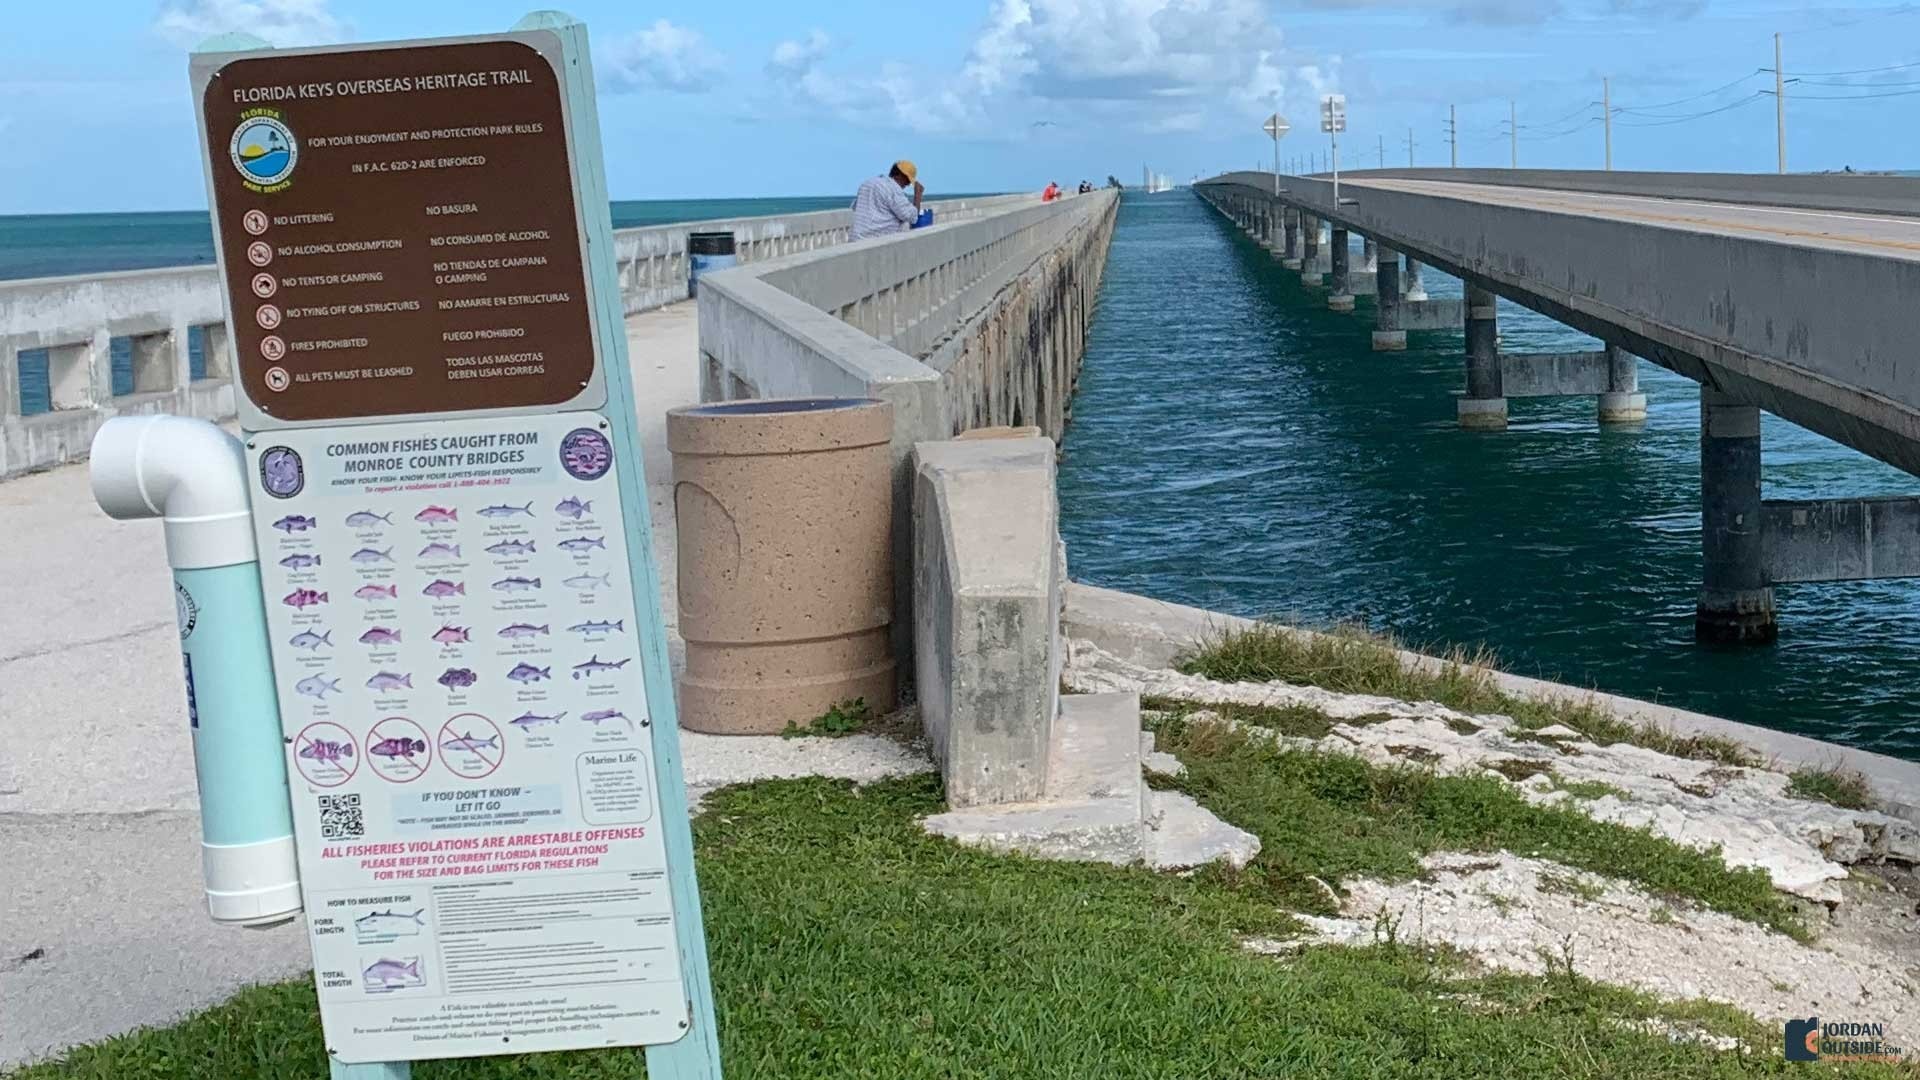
[5,0,1920,212]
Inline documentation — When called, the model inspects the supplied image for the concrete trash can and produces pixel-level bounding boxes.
[667,397,896,734]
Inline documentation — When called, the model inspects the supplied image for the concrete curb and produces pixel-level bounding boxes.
[1063,581,1920,820]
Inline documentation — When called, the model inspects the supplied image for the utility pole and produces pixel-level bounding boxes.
[1378,133,1385,168]
[1448,104,1458,168]
[1509,99,1518,169]
[1603,76,1613,170]
[1405,126,1416,167]
[1775,32,1787,173]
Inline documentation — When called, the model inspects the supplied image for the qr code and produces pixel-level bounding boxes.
[318,793,364,840]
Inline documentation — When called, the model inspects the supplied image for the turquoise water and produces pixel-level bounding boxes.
[1059,190,1920,760]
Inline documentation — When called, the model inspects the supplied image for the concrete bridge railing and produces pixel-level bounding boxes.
[0,193,1038,479]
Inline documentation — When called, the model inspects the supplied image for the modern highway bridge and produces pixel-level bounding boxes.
[1196,169,1920,645]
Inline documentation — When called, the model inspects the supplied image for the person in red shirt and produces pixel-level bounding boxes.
[1041,181,1061,202]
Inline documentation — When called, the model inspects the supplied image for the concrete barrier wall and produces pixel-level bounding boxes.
[1251,167,1920,217]
[0,193,1034,479]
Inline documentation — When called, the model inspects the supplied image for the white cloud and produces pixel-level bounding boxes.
[153,0,346,48]
[764,0,1335,139]
[599,20,726,94]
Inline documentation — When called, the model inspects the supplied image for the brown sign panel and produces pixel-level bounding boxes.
[201,39,598,422]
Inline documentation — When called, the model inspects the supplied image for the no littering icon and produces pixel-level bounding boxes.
[243,209,270,236]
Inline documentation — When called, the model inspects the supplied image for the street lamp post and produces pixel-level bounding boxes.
[1263,112,1292,194]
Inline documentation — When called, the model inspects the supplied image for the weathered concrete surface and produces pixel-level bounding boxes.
[1384,297,1464,331]
[1500,350,1612,398]
[912,436,1061,807]
[1062,581,1920,819]
[1761,496,1920,584]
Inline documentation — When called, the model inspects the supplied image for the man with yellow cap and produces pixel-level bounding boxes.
[849,160,925,241]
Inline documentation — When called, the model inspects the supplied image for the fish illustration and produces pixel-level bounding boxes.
[507,662,551,683]
[563,572,612,591]
[295,675,341,699]
[558,536,605,552]
[431,625,469,645]
[279,553,322,570]
[414,505,458,524]
[555,497,593,519]
[355,584,399,601]
[283,588,328,609]
[422,579,465,598]
[369,737,426,760]
[479,502,534,518]
[417,542,461,560]
[366,671,413,691]
[345,510,394,528]
[572,655,631,680]
[492,577,541,593]
[273,515,317,533]
[298,739,353,763]
[359,627,402,646]
[568,619,624,635]
[510,711,566,729]
[437,668,478,688]
[289,629,333,650]
[581,708,630,729]
[485,539,536,557]
[350,547,394,564]
[362,957,424,989]
[354,909,424,935]
[440,732,499,753]
[498,623,549,639]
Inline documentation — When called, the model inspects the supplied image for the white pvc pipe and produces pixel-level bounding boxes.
[91,416,257,570]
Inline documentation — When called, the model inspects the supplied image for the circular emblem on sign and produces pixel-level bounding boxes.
[260,335,287,362]
[242,209,270,235]
[251,272,278,298]
[260,445,304,499]
[229,112,298,188]
[265,366,291,392]
[255,304,282,330]
[246,241,274,267]
[559,428,612,481]
[175,582,199,639]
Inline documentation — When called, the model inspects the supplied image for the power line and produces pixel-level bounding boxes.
[1612,71,1764,116]
[1787,58,1920,77]
[1776,86,1920,99]
[1614,92,1768,127]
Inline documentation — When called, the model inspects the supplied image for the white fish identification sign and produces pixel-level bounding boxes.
[249,411,687,1060]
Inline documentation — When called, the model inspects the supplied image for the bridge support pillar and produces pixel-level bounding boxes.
[1372,247,1405,351]
[1300,217,1321,285]
[1696,389,1777,645]
[1598,346,1647,425]
[1328,227,1355,311]
[1404,257,1429,301]
[1281,210,1302,268]
[1458,285,1506,430]
[1361,237,1377,274]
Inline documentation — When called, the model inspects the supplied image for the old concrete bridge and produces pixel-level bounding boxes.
[1199,169,1920,644]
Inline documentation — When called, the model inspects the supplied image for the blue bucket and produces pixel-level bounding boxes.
[912,209,934,229]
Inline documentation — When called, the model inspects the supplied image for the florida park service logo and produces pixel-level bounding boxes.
[229,108,298,193]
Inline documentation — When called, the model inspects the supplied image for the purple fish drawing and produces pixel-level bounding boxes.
[273,515,317,533]
[289,629,332,650]
[422,579,465,598]
[366,671,412,691]
[498,623,549,639]
[279,553,322,570]
[355,584,398,601]
[362,958,424,989]
[350,547,394,564]
[558,536,605,552]
[572,655,631,680]
[510,711,566,729]
[432,625,470,645]
[369,737,425,760]
[507,663,551,683]
[418,542,461,560]
[437,668,478,689]
[555,497,592,519]
[581,708,630,729]
[345,510,393,528]
[283,588,328,609]
[298,739,354,764]
[359,627,402,646]
[492,577,541,593]
[415,505,459,524]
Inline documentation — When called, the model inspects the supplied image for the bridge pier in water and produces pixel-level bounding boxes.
[1697,390,1777,644]
[1281,208,1302,268]
[1458,285,1506,430]
[1372,246,1406,351]
[1327,227,1355,312]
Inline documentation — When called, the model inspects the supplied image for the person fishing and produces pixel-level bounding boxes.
[850,160,924,241]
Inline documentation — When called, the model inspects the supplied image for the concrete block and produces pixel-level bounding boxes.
[912,435,1062,808]
[1457,396,1509,431]
[1328,294,1356,312]
[1145,791,1260,870]
[1761,496,1920,584]
[1372,330,1408,352]
[1500,350,1611,398]
[1599,391,1648,424]
[1140,730,1186,778]
[922,797,1145,865]
[1047,692,1143,804]
[1388,298,1466,332]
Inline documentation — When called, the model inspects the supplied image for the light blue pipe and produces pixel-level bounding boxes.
[92,415,302,926]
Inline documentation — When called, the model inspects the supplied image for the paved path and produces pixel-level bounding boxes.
[0,305,714,1067]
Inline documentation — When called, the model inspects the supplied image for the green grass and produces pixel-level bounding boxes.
[780,697,873,738]
[13,774,1859,1079]
[1141,694,1346,739]
[1785,765,1876,811]
[1180,623,1758,766]
[1153,716,1805,939]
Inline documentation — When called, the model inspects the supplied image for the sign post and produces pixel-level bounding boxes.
[1262,112,1291,193]
[191,13,721,1078]
[1320,94,1347,204]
